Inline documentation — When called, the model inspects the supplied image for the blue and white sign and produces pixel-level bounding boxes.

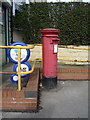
[13,62,32,78]
[10,74,18,83]
[7,42,30,63]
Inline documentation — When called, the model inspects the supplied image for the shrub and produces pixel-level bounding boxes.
[13,2,89,45]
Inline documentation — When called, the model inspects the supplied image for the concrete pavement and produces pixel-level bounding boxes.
[1,81,88,118]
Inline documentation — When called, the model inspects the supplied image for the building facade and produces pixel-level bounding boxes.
[0,0,12,65]
[29,0,47,2]
[0,0,47,66]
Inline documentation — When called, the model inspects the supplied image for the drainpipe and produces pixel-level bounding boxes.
[11,2,13,43]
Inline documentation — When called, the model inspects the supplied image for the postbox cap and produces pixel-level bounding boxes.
[40,28,60,34]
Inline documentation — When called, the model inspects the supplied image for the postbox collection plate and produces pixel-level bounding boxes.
[54,44,58,53]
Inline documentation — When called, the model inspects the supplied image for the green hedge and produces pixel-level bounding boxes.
[13,2,89,45]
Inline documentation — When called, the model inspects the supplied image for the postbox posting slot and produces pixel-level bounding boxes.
[52,38,60,44]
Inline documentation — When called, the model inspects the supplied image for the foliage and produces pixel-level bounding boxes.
[13,2,89,45]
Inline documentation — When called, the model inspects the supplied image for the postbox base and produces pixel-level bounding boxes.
[42,75,57,89]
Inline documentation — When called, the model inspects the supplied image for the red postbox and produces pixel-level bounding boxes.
[40,28,60,89]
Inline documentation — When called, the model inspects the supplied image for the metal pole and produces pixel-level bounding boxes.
[17,48,21,91]
[0,72,17,74]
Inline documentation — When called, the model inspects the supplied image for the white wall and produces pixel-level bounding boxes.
[13,30,25,42]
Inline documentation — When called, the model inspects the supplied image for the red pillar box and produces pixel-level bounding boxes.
[40,28,60,89]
